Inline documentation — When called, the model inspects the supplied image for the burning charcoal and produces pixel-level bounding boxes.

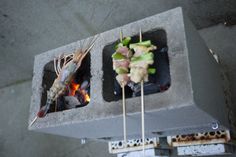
[127,82,140,93]
[75,89,90,107]
[127,74,160,95]
[56,96,67,111]
[64,96,81,109]
[80,80,89,90]
[129,82,160,96]
[77,91,84,104]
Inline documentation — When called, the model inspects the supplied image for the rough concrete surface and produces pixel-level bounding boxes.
[0,0,236,88]
[0,81,115,157]
[29,8,228,141]
[0,0,236,157]
[199,24,236,111]
[0,24,236,157]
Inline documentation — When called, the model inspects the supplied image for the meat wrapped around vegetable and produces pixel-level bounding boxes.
[112,37,132,86]
[129,40,156,83]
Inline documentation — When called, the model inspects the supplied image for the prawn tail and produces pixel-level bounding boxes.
[73,35,99,64]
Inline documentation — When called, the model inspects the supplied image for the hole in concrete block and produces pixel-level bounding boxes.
[40,53,91,114]
[102,29,171,102]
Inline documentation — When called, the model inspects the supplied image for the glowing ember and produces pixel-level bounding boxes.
[85,93,90,102]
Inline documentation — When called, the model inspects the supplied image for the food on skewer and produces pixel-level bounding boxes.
[112,33,132,147]
[129,40,157,83]
[112,37,132,86]
[29,36,98,126]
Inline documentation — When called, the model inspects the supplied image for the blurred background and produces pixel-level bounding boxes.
[0,0,236,156]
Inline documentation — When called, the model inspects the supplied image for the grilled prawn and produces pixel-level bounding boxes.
[30,36,98,125]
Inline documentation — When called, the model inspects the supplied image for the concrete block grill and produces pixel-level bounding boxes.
[28,7,229,140]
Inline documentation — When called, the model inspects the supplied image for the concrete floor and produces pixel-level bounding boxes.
[0,0,236,88]
[1,0,236,157]
[0,82,114,157]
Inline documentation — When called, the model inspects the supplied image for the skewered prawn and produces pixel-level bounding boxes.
[30,36,98,126]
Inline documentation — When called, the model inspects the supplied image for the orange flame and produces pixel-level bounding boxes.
[69,80,90,103]
[69,81,80,96]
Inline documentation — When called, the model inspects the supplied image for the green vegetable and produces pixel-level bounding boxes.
[115,67,128,74]
[122,37,131,46]
[129,40,151,49]
[112,52,126,60]
[131,52,154,63]
[137,40,151,46]
[115,43,123,50]
[115,37,131,50]
[148,68,156,74]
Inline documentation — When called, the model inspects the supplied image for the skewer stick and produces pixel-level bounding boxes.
[141,80,145,156]
[122,83,127,147]
[139,28,142,43]
[30,116,38,126]
[139,28,145,157]
[119,29,123,43]
[120,29,127,147]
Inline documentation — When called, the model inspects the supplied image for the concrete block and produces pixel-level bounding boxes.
[29,7,229,140]
[177,144,234,156]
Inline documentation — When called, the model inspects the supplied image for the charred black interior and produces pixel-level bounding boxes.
[41,53,91,113]
[102,29,171,102]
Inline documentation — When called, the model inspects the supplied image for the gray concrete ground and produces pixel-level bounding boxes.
[0,0,236,88]
[0,81,115,157]
[199,24,236,111]
[0,24,236,157]
[1,0,236,157]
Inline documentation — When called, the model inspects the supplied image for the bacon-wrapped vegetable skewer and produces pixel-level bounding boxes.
[129,29,156,156]
[112,36,132,86]
[129,35,156,83]
[112,30,132,147]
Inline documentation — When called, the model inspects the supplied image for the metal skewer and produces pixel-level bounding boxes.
[139,28,145,157]
[120,29,127,147]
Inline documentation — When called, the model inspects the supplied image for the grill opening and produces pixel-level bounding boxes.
[102,29,171,102]
[40,53,91,113]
